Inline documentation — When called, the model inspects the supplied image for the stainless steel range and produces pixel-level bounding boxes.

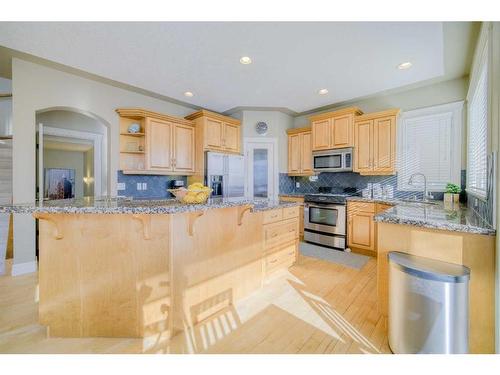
[303,187,359,250]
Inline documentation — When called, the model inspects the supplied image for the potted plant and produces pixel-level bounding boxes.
[444,183,461,204]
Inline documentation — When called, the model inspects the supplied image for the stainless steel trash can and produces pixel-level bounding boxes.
[388,251,470,354]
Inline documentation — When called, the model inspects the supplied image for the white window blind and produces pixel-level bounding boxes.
[467,50,489,199]
[397,102,462,192]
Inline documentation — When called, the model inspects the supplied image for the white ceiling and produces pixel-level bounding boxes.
[0,22,454,113]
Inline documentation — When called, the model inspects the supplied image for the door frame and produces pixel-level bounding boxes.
[243,137,279,200]
[39,125,103,197]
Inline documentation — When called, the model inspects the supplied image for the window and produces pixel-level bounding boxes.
[466,42,489,199]
[397,102,463,192]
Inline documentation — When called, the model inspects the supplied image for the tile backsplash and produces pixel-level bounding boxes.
[279,171,471,201]
[117,171,186,199]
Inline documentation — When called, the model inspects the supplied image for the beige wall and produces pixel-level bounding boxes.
[11,58,197,266]
[43,149,85,198]
[237,110,294,173]
[294,76,469,169]
[293,77,469,128]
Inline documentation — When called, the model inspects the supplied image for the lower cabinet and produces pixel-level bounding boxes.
[278,196,305,239]
[262,207,299,279]
[347,201,393,256]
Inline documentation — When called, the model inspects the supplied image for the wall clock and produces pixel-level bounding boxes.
[256,121,268,135]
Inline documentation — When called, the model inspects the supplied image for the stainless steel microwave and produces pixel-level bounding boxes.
[312,147,353,172]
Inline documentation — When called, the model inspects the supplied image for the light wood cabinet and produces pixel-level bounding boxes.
[117,108,196,175]
[172,123,195,173]
[347,201,393,256]
[262,207,299,280]
[354,109,399,175]
[185,109,241,154]
[279,195,305,239]
[146,119,173,171]
[287,127,313,176]
[310,107,363,151]
[185,110,242,183]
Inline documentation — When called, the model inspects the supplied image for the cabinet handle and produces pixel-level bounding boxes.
[271,233,278,238]
[288,252,294,256]
[269,259,278,264]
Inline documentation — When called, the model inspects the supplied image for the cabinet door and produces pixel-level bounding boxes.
[146,119,172,171]
[204,118,224,150]
[354,120,373,173]
[312,119,331,151]
[173,124,195,173]
[223,123,240,153]
[301,131,313,174]
[288,134,301,174]
[331,114,353,148]
[348,212,375,251]
[373,116,396,174]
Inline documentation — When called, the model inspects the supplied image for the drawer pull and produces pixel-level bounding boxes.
[288,229,295,233]
[288,252,294,255]
[271,233,278,238]
[269,259,278,264]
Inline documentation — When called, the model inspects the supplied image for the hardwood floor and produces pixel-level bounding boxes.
[0,254,390,354]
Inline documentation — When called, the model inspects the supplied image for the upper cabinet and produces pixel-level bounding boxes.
[287,127,313,176]
[116,108,195,175]
[185,109,241,183]
[185,110,241,154]
[310,107,363,151]
[353,109,400,175]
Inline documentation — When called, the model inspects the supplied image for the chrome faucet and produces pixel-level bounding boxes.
[408,173,432,201]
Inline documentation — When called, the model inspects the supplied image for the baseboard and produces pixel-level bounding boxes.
[350,247,377,258]
[0,261,4,275]
[11,260,38,276]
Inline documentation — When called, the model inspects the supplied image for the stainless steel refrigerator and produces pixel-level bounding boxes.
[205,152,245,198]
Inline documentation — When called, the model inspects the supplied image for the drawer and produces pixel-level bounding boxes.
[265,243,297,275]
[264,219,298,249]
[347,201,375,214]
[263,208,283,224]
[283,206,300,220]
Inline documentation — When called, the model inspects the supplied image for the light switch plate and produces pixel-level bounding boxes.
[295,182,300,188]
[117,182,126,191]
[136,183,142,191]
[142,183,147,190]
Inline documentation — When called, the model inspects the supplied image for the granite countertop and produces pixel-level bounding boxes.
[0,197,299,215]
[346,197,496,236]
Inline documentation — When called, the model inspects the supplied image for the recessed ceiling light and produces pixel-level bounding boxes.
[184,91,194,97]
[240,56,252,65]
[318,88,329,95]
[397,62,412,70]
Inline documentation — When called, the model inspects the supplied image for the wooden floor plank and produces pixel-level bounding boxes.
[0,254,389,354]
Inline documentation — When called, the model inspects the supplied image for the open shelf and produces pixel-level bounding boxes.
[120,132,145,137]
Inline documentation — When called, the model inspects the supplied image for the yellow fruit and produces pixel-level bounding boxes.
[194,193,206,203]
[188,182,204,190]
[186,191,197,197]
[183,195,195,203]
[202,186,211,192]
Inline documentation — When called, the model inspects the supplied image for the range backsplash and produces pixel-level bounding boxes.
[117,171,187,199]
[279,171,471,201]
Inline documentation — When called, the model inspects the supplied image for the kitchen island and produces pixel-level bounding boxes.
[1,197,300,339]
[373,201,496,354]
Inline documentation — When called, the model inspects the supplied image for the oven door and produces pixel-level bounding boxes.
[304,203,346,235]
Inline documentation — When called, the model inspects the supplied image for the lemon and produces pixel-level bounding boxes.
[194,193,206,204]
[183,195,195,203]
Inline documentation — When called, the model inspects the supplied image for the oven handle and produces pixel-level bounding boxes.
[305,203,345,209]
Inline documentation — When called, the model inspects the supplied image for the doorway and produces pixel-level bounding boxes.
[244,138,278,200]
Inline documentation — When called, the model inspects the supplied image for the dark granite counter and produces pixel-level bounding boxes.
[0,197,299,215]
[346,197,496,236]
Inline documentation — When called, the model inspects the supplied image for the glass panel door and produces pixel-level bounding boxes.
[253,148,268,198]
[244,140,276,200]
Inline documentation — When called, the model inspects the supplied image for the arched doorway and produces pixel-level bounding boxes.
[35,107,110,198]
